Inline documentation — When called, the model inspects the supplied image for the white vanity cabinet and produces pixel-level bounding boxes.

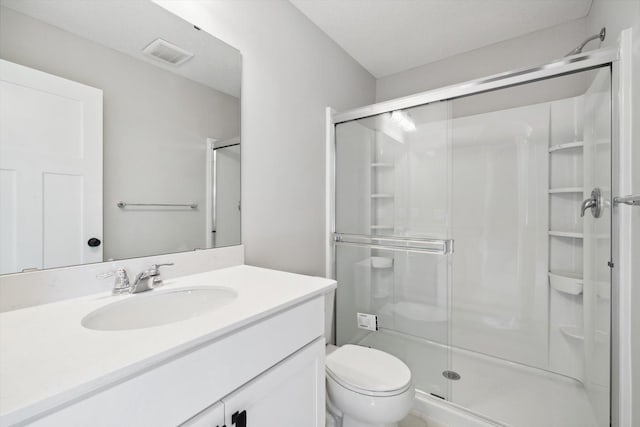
[184,338,325,427]
[16,293,328,427]
[182,403,225,427]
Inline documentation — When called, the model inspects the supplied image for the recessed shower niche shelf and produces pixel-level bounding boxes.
[548,187,584,194]
[371,163,394,168]
[549,231,584,239]
[370,256,393,269]
[549,141,584,152]
[549,272,583,295]
[370,225,394,230]
[370,194,394,199]
[560,325,585,342]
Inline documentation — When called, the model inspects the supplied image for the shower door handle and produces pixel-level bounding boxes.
[581,188,603,218]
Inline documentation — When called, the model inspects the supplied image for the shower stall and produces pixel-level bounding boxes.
[329,47,624,427]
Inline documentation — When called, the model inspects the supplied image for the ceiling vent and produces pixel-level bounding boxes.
[142,38,194,66]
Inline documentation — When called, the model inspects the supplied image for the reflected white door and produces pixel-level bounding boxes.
[215,143,240,247]
[206,137,240,249]
[0,59,102,274]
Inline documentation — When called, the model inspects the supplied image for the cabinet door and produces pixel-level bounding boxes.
[180,401,224,427]
[223,338,325,427]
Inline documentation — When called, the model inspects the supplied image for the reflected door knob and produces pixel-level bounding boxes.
[87,238,101,247]
[581,188,602,218]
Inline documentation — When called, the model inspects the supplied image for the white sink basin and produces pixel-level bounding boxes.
[82,286,237,331]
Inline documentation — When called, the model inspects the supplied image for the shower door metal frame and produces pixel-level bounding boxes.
[333,47,618,124]
[328,44,629,427]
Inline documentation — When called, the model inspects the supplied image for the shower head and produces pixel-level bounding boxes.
[565,27,606,57]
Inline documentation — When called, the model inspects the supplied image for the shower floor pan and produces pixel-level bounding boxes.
[358,329,599,427]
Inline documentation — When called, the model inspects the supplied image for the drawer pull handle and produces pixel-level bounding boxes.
[231,410,247,427]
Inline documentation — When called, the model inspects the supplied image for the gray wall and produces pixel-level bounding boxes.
[375,18,590,102]
[157,0,376,276]
[0,7,240,261]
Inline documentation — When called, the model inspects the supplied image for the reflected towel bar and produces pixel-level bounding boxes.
[117,201,198,209]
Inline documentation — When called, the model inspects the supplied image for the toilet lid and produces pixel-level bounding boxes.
[326,344,411,394]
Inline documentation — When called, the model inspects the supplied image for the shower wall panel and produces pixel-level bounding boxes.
[393,108,451,239]
[451,104,550,369]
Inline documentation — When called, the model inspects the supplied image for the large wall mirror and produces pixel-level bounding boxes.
[0,0,241,275]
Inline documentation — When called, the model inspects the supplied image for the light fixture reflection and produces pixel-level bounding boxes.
[390,110,416,132]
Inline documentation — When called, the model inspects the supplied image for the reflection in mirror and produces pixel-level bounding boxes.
[0,0,241,275]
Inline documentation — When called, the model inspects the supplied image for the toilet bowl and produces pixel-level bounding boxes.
[326,344,415,427]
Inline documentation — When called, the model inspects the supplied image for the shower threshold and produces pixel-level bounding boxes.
[358,330,600,427]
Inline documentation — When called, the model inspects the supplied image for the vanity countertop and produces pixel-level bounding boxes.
[0,265,336,425]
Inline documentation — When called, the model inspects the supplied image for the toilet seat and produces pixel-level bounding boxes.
[326,344,412,397]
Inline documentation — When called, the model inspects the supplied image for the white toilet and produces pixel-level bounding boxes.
[326,344,415,427]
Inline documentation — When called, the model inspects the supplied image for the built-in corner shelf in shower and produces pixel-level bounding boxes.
[548,141,584,152]
[549,272,583,295]
[371,163,394,168]
[370,256,393,270]
[370,194,394,199]
[559,325,585,342]
[549,231,583,239]
[370,225,394,230]
[548,187,584,194]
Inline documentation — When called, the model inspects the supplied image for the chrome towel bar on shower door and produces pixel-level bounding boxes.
[333,233,454,255]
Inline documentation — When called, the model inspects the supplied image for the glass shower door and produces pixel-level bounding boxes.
[334,101,453,400]
[447,68,611,427]
[333,61,613,427]
[334,242,452,399]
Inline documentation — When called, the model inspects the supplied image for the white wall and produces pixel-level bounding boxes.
[155,0,376,277]
[375,18,589,102]
[0,7,241,261]
[587,0,640,50]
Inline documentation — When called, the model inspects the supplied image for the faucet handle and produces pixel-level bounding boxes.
[97,267,127,280]
[97,268,131,295]
[149,263,174,275]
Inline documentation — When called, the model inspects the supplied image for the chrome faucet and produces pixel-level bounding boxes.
[97,263,173,295]
[131,263,174,293]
